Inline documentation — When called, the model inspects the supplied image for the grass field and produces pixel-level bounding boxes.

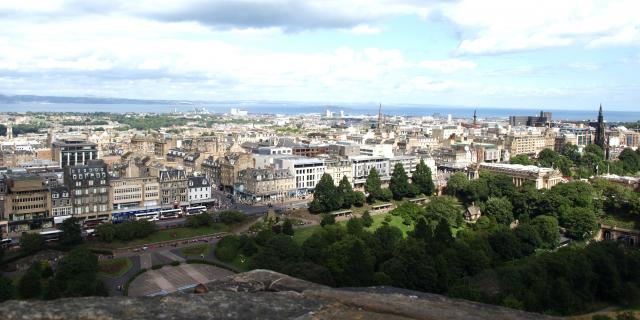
[292,212,413,244]
[181,244,210,257]
[107,224,229,248]
[99,257,133,278]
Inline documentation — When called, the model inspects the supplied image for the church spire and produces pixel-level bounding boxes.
[473,110,477,126]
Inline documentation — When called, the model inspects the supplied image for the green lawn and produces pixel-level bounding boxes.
[181,244,210,257]
[108,224,229,248]
[99,257,133,278]
[292,212,413,244]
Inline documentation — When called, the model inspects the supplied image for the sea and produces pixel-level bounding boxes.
[0,102,638,122]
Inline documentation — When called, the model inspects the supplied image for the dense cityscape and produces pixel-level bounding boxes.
[0,105,638,318]
[1,0,640,319]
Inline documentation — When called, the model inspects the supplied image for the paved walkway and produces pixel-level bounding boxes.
[127,264,234,297]
[157,250,185,262]
[140,253,152,269]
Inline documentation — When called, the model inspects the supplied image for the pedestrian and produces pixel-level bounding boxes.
[200,253,204,259]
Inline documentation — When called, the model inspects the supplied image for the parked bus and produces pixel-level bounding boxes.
[185,206,207,216]
[134,211,160,222]
[159,208,182,220]
[39,230,64,243]
[113,207,161,224]
[1,238,12,248]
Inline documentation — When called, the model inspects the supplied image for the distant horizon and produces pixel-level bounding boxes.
[0,93,637,114]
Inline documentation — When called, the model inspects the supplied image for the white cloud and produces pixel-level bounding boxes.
[346,24,382,35]
[441,0,640,55]
[418,59,477,73]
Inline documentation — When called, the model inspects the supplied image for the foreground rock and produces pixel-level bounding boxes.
[0,269,559,320]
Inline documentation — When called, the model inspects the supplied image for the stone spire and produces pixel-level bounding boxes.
[595,103,606,151]
[473,110,477,126]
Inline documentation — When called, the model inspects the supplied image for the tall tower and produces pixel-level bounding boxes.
[6,123,12,139]
[377,103,383,131]
[595,104,606,150]
[473,110,477,126]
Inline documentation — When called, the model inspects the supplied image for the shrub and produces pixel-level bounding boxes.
[215,245,239,262]
[217,211,246,225]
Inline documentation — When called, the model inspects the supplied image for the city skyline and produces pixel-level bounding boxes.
[1,0,639,110]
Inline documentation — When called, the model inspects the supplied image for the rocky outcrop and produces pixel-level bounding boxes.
[0,269,560,320]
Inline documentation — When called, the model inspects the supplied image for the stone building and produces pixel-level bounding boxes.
[110,176,160,210]
[478,163,562,189]
[235,168,296,203]
[64,159,111,222]
[2,171,52,235]
[158,168,188,208]
[52,138,98,168]
[48,186,72,217]
[219,153,253,192]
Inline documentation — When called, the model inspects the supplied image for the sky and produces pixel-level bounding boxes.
[0,0,639,111]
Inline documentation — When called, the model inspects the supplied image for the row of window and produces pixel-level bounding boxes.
[12,203,46,211]
[12,196,46,203]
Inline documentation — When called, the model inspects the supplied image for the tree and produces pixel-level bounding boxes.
[320,214,336,227]
[379,188,393,201]
[51,247,106,298]
[513,224,542,256]
[488,228,522,261]
[482,197,514,226]
[585,144,605,160]
[555,155,573,176]
[390,163,410,200]
[346,217,364,236]
[310,173,340,213]
[337,176,355,209]
[510,154,534,165]
[19,263,42,299]
[361,210,373,227]
[282,219,294,236]
[412,159,435,196]
[563,207,597,240]
[537,148,559,167]
[59,217,83,246]
[0,274,14,302]
[353,191,366,207]
[253,234,302,272]
[282,262,335,286]
[20,233,45,255]
[326,237,375,286]
[446,172,468,197]
[531,215,560,249]
[424,196,463,227]
[186,213,215,228]
[364,168,382,203]
[618,148,640,174]
[412,217,431,240]
[217,210,246,224]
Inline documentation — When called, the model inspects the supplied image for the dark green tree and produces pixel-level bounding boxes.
[310,173,340,213]
[510,154,534,165]
[353,191,366,207]
[411,217,431,240]
[0,274,14,302]
[51,247,106,298]
[337,176,356,208]
[446,172,469,197]
[482,197,514,226]
[424,196,463,227]
[59,217,83,246]
[20,233,46,255]
[364,168,382,203]
[563,207,597,240]
[19,263,42,299]
[361,210,373,227]
[537,148,559,167]
[320,214,336,227]
[412,159,435,196]
[530,215,560,249]
[389,163,410,200]
[282,219,294,236]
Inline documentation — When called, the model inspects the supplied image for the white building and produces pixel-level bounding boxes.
[275,157,325,195]
[188,176,212,204]
[360,144,394,158]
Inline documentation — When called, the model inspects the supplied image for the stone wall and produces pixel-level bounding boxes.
[0,269,560,320]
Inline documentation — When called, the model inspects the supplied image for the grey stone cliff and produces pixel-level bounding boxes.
[0,269,560,320]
